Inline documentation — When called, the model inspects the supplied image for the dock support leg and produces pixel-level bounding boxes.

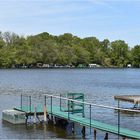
[51,96,52,119]
[89,104,91,134]
[29,96,31,120]
[20,94,22,109]
[34,105,37,123]
[44,105,47,122]
[44,96,47,122]
[25,115,28,124]
[94,129,96,140]
[51,115,53,122]
[104,133,108,140]
[60,94,62,111]
[81,126,86,136]
[47,114,50,121]
[53,116,56,125]
[72,122,75,134]
[47,116,52,124]
[118,100,120,140]
[48,115,54,124]
[36,115,41,123]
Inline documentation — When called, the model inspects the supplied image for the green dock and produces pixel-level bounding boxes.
[14,95,140,140]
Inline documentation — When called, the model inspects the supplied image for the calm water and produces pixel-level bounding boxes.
[0,68,140,139]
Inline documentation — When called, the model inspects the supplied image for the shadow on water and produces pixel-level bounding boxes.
[2,119,89,139]
[2,120,68,139]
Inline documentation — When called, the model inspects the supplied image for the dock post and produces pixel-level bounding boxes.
[34,104,37,123]
[81,126,86,136]
[25,115,28,124]
[94,129,96,140]
[44,95,47,122]
[51,96,53,120]
[29,96,31,120]
[68,100,70,120]
[29,96,31,113]
[72,122,75,134]
[60,94,62,111]
[117,100,120,139]
[104,133,108,140]
[82,94,85,118]
[53,116,56,125]
[21,94,22,109]
[89,104,91,134]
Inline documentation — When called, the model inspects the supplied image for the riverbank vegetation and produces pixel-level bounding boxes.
[0,31,139,68]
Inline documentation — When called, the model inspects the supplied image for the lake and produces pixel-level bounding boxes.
[0,68,140,139]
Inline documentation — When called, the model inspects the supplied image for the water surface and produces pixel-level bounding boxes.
[0,68,140,139]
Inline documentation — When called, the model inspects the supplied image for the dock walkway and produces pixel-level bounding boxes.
[14,105,140,139]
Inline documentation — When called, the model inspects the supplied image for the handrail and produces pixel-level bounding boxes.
[43,93,140,113]
[1,92,140,113]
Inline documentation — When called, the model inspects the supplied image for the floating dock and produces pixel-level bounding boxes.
[2,109,26,124]
[114,95,140,109]
[114,95,140,104]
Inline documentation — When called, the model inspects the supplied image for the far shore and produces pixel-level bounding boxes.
[0,67,138,70]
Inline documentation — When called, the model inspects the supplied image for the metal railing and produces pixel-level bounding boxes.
[3,92,140,137]
[42,93,140,137]
[43,93,140,113]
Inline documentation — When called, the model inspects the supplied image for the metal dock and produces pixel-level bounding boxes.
[12,93,140,139]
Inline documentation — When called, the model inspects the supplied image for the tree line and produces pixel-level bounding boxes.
[0,31,139,68]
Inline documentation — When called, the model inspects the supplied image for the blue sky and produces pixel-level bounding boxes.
[0,0,140,47]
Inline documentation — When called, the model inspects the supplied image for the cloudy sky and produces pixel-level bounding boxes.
[0,0,140,47]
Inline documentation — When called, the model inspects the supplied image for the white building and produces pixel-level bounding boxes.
[89,64,100,68]
[127,64,132,68]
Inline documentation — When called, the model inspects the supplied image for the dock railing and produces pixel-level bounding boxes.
[43,94,140,136]
[19,93,140,138]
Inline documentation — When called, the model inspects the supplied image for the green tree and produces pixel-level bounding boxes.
[131,45,140,67]
[0,31,139,68]
[73,45,90,66]
[109,40,129,67]
[81,37,101,63]
[0,39,5,48]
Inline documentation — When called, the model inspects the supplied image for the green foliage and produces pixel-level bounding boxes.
[131,45,140,67]
[0,31,139,68]
[0,39,5,48]
[109,40,129,67]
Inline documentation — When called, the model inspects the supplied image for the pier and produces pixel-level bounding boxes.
[3,93,140,139]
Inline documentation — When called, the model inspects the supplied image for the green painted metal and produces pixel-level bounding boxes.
[67,93,84,117]
[14,105,140,139]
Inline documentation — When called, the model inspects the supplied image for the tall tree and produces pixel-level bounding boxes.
[131,45,140,67]
[109,40,129,67]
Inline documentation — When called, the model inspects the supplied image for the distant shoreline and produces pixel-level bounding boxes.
[0,67,138,70]
[0,31,140,69]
